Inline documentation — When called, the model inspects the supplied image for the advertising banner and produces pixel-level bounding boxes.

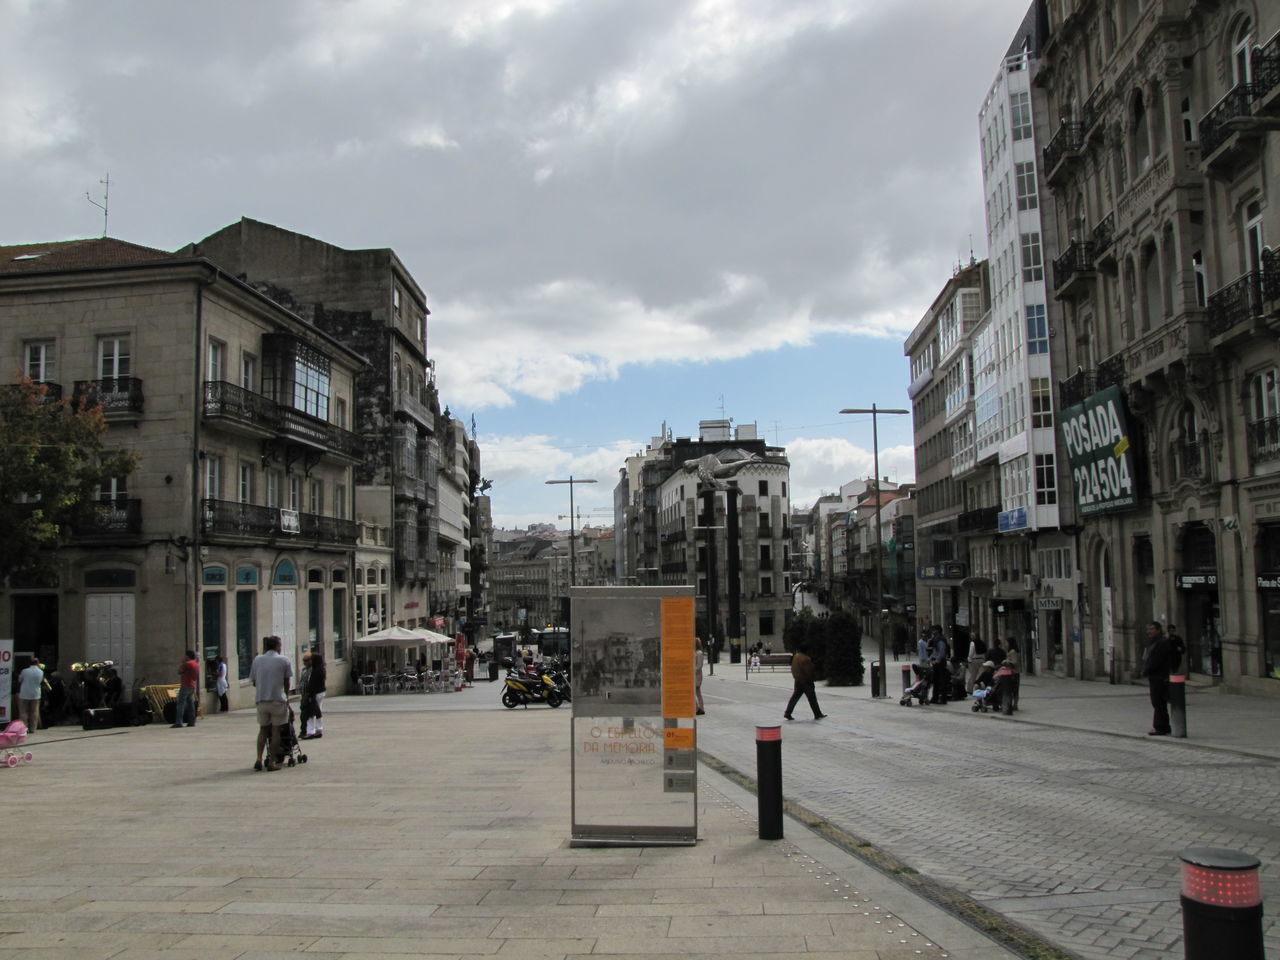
[0,639,11,723]
[1060,385,1137,517]
[569,586,697,846]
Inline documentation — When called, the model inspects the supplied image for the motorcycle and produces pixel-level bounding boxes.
[544,666,572,703]
[501,666,563,709]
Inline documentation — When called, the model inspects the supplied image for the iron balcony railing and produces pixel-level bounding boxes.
[204,381,364,460]
[35,381,63,404]
[74,498,142,537]
[1096,352,1126,390]
[1252,40,1279,103]
[1206,271,1265,337]
[1059,370,1097,408]
[203,499,279,538]
[1092,212,1115,252]
[73,377,144,414]
[1052,240,1096,292]
[957,506,1000,532]
[1247,416,1280,465]
[1043,121,1084,176]
[1199,84,1254,157]
[1264,248,1280,302]
[298,511,358,546]
[1081,83,1104,133]
[1175,441,1206,480]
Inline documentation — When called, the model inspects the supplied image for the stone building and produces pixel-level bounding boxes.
[183,219,487,640]
[0,238,363,706]
[1034,0,1280,690]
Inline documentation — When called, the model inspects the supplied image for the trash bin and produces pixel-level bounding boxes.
[488,661,500,682]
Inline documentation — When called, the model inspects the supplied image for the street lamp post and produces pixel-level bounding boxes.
[839,405,909,698]
[546,477,597,588]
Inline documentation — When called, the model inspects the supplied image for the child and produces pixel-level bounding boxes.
[899,663,931,705]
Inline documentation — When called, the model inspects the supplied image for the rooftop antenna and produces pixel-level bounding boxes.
[85,173,110,237]
[968,234,976,266]
[718,394,726,419]
[772,420,781,445]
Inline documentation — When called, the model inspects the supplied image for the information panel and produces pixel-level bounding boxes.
[570,586,697,846]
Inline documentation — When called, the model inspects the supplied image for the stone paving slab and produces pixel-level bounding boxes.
[2,689,1017,960]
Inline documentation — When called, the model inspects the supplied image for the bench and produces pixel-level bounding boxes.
[750,653,792,672]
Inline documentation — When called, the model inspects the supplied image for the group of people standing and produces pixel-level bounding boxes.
[917,626,1020,705]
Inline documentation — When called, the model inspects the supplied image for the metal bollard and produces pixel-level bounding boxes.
[755,723,783,840]
[1179,847,1264,959]
[901,664,913,694]
[870,662,882,698]
[1169,674,1187,738]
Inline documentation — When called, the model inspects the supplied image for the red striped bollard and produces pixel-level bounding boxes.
[756,723,783,840]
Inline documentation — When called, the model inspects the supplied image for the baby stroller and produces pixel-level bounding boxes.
[0,721,34,767]
[971,685,992,712]
[272,705,309,768]
[899,666,931,706]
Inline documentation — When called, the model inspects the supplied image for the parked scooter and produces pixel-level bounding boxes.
[501,665,563,709]
[544,666,572,703]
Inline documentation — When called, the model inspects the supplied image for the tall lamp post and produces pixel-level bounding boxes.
[839,405,909,698]
[546,477,597,588]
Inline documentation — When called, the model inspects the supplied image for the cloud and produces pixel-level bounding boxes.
[786,436,917,511]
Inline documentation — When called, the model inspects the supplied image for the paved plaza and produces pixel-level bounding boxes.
[697,664,1280,960]
[2,682,1016,960]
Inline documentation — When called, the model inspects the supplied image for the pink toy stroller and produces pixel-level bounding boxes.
[0,721,34,767]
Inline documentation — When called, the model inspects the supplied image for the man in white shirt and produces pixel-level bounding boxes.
[249,636,293,771]
[17,657,44,734]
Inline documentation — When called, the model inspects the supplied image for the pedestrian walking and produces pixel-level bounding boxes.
[172,650,199,727]
[249,635,293,771]
[1141,621,1172,736]
[916,632,929,666]
[966,633,987,693]
[17,656,43,735]
[783,643,826,720]
[303,652,326,739]
[298,652,313,737]
[929,629,950,704]
[214,656,229,712]
[695,643,705,715]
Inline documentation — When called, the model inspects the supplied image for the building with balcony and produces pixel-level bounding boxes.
[0,238,363,704]
[183,219,487,640]
[904,260,989,636]
[1035,0,1280,691]
[615,419,792,656]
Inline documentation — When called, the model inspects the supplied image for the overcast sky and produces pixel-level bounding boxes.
[3,0,1032,528]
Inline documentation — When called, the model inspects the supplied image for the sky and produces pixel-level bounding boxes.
[2,0,1033,529]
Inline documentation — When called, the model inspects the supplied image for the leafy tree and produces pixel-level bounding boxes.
[0,377,137,581]
[824,609,865,686]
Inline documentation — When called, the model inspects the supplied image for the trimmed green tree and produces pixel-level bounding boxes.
[823,609,865,686]
[0,377,137,581]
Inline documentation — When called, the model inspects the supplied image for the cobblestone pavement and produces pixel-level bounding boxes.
[696,671,1280,960]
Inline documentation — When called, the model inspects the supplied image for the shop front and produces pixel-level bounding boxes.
[1176,523,1221,678]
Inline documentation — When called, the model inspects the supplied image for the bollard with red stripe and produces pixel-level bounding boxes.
[756,723,783,840]
[1169,674,1187,738]
[1179,847,1263,959]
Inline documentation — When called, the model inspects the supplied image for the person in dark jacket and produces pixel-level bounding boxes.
[303,652,326,739]
[783,644,826,720]
[1141,621,1172,736]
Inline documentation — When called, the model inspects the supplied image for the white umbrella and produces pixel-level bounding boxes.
[413,628,456,644]
[353,626,426,648]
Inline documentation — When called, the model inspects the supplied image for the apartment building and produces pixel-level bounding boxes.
[0,238,363,705]
[1035,0,1280,690]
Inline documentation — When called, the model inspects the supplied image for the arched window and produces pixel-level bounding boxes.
[1161,225,1177,319]
[393,354,402,395]
[1149,85,1167,157]
[1141,241,1160,332]
[1232,18,1254,87]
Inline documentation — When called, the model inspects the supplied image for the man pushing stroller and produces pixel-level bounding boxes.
[249,635,293,772]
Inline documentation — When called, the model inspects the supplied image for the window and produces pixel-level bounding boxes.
[1035,454,1057,505]
[1245,200,1264,276]
[208,339,225,382]
[1021,233,1044,283]
[1010,92,1032,140]
[99,475,127,501]
[335,483,347,520]
[25,341,55,382]
[288,475,302,511]
[1015,162,1038,210]
[238,463,254,504]
[98,336,131,379]
[332,589,346,661]
[205,455,222,499]
[1192,250,1206,306]
[1232,18,1254,87]
[759,613,775,636]
[1251,369,1280,421]
[393,287,402,316]
[760,575,773,596]
[758,480,768,496]
[760,544,772,566]
[241,353,257,391]
[266,470,281,509]
[263,335,331,421]
[309,480,323,515]
[1030,378,1053,427]
[1026,305,1049,354]
[336,397,348,430]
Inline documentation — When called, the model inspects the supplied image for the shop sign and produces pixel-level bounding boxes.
[916,562,967,581]
[999,507,1028,532]
[1037,598,1063,610]
[1176,573,1217,589]
[1060,385,1137,517]
[1257,575,1280,590]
